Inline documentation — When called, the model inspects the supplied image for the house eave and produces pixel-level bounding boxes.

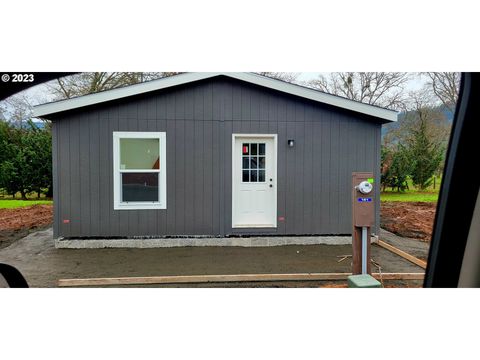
[32,72,398,122]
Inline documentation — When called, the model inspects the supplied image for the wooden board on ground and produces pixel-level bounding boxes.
[377,240,427,269]
[58,272,425,287]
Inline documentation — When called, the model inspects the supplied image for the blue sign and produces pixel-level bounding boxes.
[357,197,372,202]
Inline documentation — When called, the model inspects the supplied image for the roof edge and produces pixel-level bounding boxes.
[33,72,398,122]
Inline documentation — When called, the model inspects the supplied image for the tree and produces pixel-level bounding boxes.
[23,121,52,197]
[0,121,52,199]
[0,124,30,198]
[424,72,460,112]
[380,145,393,191]
[47,72,180,100]
[307,72,410,110]
[408,117,443,190]
[0,93,34,126]
[381,144,412,192]
[257,72,300,83]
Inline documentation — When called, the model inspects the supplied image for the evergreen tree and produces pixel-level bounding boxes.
[387,144,412,192]
[409,119,443,190]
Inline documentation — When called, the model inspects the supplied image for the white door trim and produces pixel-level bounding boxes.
[231,133,278,228]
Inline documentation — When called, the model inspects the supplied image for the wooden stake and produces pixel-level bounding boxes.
[57,272,424,287]
[377,240,427,269]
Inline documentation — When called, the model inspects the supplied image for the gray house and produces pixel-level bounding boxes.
[33,72,397,247]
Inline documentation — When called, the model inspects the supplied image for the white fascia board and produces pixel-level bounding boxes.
[33,72,398,122]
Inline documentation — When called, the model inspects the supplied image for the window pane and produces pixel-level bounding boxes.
[120,138,159,170]
[242,143,249,155]
[242,157,249,169]
[250,170,258,182]
[259,143,265,155]
[242,170,249,182]
[122,173,159,202]
[251,143,257,155]
[250,157,258,169]
[259,156,265,169]
[259,170,265,182]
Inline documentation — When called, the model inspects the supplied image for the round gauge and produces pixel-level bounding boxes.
[357,181,373,194]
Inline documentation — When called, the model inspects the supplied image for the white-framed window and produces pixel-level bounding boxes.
[113,132,166,210]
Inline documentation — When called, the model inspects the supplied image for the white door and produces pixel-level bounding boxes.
[232,135,277,228]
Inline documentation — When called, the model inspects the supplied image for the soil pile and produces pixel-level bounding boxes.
[0,205,53,249]
[381,202,436,241]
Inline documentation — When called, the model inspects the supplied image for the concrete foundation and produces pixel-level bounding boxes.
[55,235,379,249]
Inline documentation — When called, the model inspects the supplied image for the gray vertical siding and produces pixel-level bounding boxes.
[52,77,383,238]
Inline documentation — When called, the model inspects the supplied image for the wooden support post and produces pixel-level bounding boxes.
[352,172,375,275]
[352,226,371,274]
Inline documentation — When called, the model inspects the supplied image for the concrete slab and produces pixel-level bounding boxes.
[53,235,358,249]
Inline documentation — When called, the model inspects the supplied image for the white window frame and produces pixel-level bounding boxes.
[113,131,166,210]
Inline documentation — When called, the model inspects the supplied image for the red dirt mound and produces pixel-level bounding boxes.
[0,204,53,231]
[0,204,53,249]
[381,202,436,241]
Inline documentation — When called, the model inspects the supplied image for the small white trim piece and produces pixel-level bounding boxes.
[231,133,278,229]
[33,72,398,122]
[113,131,167,210]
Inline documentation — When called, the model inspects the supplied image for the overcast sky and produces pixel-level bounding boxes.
[1,72,428,121]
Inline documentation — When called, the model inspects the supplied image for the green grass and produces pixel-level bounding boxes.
[381,191,438,202]
[0,199,53,209]
[380,175,441,202]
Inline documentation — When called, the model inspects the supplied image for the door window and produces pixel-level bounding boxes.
[242,142,266,183]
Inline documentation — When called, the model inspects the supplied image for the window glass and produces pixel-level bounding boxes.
[120,138,159,170]
[121,173,159,202]
[259,156,265,169]
[259,143,265,155]
[241,142,266,182]
[259,170,265,182]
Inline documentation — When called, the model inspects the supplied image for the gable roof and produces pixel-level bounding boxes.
[33,72,398,122]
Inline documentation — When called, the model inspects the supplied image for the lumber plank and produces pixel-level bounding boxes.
[377,240,427,269]
[58,272,424,287]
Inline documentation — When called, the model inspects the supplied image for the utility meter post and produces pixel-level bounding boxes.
[352,172,375,275]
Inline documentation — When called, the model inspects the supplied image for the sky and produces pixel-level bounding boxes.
[0,72,428,122]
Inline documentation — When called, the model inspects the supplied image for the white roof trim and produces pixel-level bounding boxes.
[33,72,398,122]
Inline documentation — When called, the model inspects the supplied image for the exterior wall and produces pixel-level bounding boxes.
[51,76,382,239]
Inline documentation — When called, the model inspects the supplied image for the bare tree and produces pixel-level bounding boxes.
[47,72,180,100]
[424,72,460,112]
[307,72,411,110]
[389,88,451,150]
[257,72,300,83]
[0,93,34,126]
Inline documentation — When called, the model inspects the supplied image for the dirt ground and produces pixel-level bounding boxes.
[0,205,53,250]
[0,228,424,288]
[381,201,437,240]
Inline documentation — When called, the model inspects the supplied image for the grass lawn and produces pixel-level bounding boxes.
[380,191,438,202]
[380,175,440,202]
[0,199,53,209]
